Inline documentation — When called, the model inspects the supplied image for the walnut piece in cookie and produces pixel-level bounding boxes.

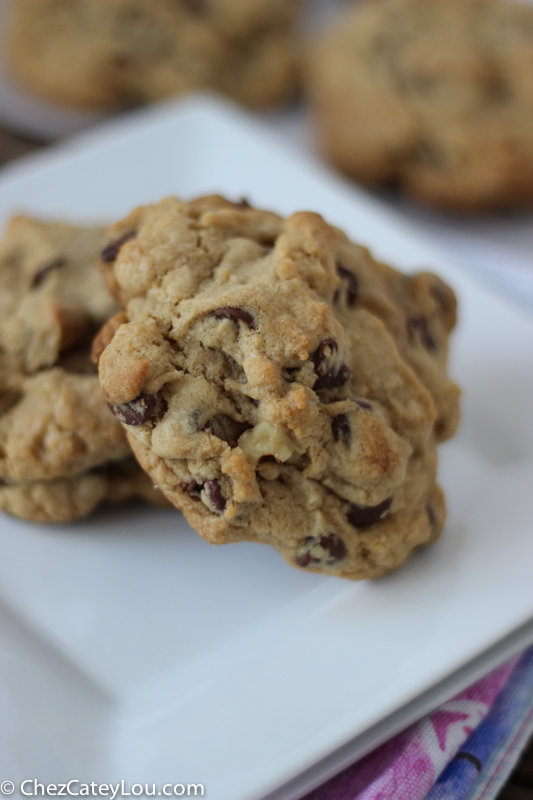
[97,195,459,579]
[307,0,533,211]
[0,215,168,523]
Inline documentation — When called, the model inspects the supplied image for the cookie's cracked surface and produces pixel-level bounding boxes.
[7,0,300,111]
[0,216,168,522]
[97,195,459,579]
[307,0,533,211]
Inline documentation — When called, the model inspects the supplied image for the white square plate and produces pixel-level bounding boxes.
[0,96,532,800]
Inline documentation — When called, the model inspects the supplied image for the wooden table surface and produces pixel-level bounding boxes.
[0,125,531,800]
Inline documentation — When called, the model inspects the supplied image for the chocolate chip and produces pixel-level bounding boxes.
[179,0,206,14]
[336,264,359,307]
[408,314,437,351]
[347,497,392,529]
[107,392,157,425]
[205,415,249,447]
[296,552,312,568]
[313,338,338,375]
[332,414,351,445]
[204,479,226,512]
[212,307,255,329]
[415,141,447,168]
[321,533,347,561]
[111,54,132,70]
[336,364,351,385]
[186,480,203,498]
[234,197,251,209]
[312,339,351,390]
[314,363,351,391]
[296,533,347,568]
[32,257,67,288]
[100,231,136,263]
[356,399,373,410]
[282,367,299,384]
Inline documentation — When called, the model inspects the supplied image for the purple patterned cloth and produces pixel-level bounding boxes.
[303,657,522,800]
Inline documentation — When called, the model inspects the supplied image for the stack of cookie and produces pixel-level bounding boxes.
[0,197,459,580]
[0,215,168,522]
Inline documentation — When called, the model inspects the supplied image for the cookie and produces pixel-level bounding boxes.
[7,0,300,111]
[0,215,167,523]
[95,195,459,580]
[307,0,533,211]
[0,215,117,373]
[0,459,167,524]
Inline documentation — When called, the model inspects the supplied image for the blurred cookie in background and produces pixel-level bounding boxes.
[5,0,301,112]
[307,0,533,212]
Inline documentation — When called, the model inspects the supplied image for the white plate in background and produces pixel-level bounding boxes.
[0,95,532,799]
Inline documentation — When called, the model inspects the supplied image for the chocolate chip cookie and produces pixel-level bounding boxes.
[7,0,300,111]
[307,0,533,211]
[96,195,459,579]
[0,215,167,522]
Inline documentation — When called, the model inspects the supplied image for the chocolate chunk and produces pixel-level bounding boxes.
[295,551,312,568]
[356,399,373,410]
[296,533,347,568]
[186,480,203,498]
[347,497,392,529]
[332,414,351,445]
[336,364,351,385]
[111,54,132,70]
[282,367,300,384]
[415,141,447,168]
[313,338,338,375]
[336,264,359,307]
[100,231,136,263]
[179,0,207,14]
[311,339,351,391]
[205,415,249,447]
[212,307,255,329]
[321,533,347,562]
[408,314,437,351]
[204,479,226,512]
[314,363,351,391]
[234,197,251,209]
[32,257,67,288]
[107,392,157,425]
[312,339,350,390]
